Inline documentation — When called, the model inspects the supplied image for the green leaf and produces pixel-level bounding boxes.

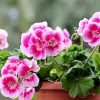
[61,75,74,90]
[61,77,94,97]
[0,50,10,57]
[69,82,79,97]
[38,64,53,79]
[65,64,81,75]
[92,53,100,71]
[44,62,52,66]
[0,62,4,69]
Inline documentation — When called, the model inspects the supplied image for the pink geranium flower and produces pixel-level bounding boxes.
[18,86,35,100]
[1,62,18,75]
[17,59,32,77]
[83,22,100,47]
[0,29,9,49]
[20,22,72,59]
[20,32,32,57]
[44,27,64,56]
[0,55,40,100]
[77,18,88,36]
[63,29,72,49]
[17,59,39,87]
[1,56,20,75]
[22,73,39,87]
[0,74,19,99]
[29,35,47,59]
[17,58,40,77]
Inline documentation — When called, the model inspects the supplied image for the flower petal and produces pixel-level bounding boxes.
[22,73,39,87]
[83,29,93,42]
[88,37,100,47]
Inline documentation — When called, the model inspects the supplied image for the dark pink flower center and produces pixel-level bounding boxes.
[49,38,57,47]
[7,81,17,89]
[36,44,42,50]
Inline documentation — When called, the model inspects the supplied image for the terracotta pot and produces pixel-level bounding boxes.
[36,82,100,100]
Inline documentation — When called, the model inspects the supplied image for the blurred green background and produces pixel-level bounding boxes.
[0,0,100,99]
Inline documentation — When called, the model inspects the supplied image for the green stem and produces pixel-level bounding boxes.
[80,37,83,50]
[51,56,59,66]
[83,45,99,67]
[97,46,100,53]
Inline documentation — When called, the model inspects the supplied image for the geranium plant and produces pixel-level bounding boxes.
[0,12,100,100]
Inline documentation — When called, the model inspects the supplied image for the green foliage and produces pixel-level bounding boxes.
[36,44,100,97]
[61,76,94,97]
[38,62,53,80]
[0,50,10,57]
[0,50,10,69]
[92,53,100,71]
[55,44,100,97]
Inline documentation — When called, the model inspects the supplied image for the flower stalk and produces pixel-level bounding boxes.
[80,37,83,50]
[51,56,59,66]
[83,45,99,67]
[97,46,100,53]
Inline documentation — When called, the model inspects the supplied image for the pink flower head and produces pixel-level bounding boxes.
[83,22,100,47]
[17,59,39,87]
[20,32,32,57]
[29,21,47,31]
[18,86,35,100]
[17,58,40,76]
[77,18,88,36]
[22,73,39,87]
[0,29,9,49]
[44,27,64,56]
[1,63,18,75]
[29,22,49,44]
[1,56,20,75]
[0,74,19,99]
[63,29,72,49]
[17,59,32,77]
[0,56,40,99]
[20,22,72,59]
[28,35,47,59]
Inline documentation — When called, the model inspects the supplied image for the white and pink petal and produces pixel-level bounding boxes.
[18,87,35,100]
[31,59,40,72]
[22,73,39,87]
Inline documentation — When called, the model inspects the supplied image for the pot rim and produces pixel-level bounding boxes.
[40,82,63,90]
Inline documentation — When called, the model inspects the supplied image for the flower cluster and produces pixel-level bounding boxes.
[77,12,100,47]
[20,22,72,60]
[0,56,40,100]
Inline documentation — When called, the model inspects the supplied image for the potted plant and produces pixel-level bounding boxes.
[0,12,100,100]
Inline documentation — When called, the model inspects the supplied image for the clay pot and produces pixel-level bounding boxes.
[36,82,100,100]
